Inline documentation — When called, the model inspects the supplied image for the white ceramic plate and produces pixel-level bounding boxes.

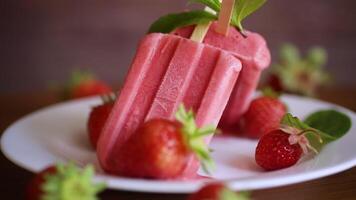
[1,95,356,193]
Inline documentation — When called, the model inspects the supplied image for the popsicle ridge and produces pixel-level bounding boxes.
[98,33,180,170]
[144,38,205,121]
[98,32,243,178]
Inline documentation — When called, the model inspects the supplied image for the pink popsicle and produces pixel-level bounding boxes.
[173,21,271,132]
[97,33,242,178]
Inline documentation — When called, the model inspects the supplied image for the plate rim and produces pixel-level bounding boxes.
[1,95,355,193]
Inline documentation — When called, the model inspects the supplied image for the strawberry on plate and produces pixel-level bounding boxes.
[65,70,112,99]
[87,94,116,149]
[255,129,305,170]
[115,105,216,179]
[26,163,105,200]
[187,183,249,200]
[256,111,352,171]
[255,113,323,171]
[265,43,330,97]
[240,88,287,139]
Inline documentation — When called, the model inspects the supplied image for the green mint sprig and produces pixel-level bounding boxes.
[149,0,267,34]
[148,10,217,33]
[175,104,216,174]
[231,0,267,32]
[281,110,351,152]
[304,110,351,141]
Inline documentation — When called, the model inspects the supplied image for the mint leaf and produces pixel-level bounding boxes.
[281,113,309,130]
[281,113,334,151]
[304,110,351,141]
[189,0,221,12]
[231,0,267,31]
[148,10,217,33]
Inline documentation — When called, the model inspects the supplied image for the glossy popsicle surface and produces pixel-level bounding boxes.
[97,33,242,178]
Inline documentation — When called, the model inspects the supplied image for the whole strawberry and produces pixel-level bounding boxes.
[26,163,105,200]
[66,70,112,99]
[255,129,303,170]
[115,105,215,179]
[26,166,57,200]
[266,44,330,96]
[240,89,287,139]
[187,183,249,200]
[255,110,351,171]
[87,94,115,149]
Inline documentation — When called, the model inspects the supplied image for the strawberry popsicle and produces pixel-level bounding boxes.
[97,33,242,178]
[173,21,271,131]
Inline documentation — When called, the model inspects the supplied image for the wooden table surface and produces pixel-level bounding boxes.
[1,87,356,200]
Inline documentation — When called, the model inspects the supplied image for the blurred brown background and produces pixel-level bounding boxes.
[1,0,356,93]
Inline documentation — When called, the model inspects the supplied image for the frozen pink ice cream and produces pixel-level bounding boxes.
[173,21,271,132]
[97,33,242,178]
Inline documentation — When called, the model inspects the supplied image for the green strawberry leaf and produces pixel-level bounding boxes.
[279,43,300,65]
[42,163,106,200]
[281,113,333,151]
[304,109,351,141]
[281,113,309,130]
[271,43,330,97]
[148,10,217,33]
[189,0,221,12]
[219,188,250,200]
[175,104,216,174]
[261,87,280,98]
[306,47,327,67]
[231,0,267,31]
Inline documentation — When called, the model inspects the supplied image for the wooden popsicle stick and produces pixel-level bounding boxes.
[190,21,212,43]
[216,0,235,35]
[190,6,214,42]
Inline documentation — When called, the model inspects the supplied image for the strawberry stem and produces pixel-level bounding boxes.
[175,104,216,174]
[100,93,116,104]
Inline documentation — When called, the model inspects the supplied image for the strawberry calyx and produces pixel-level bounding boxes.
[175,104,216,174]
[270,44,330,96]
[67,70,97,91]
[100,92,116,104]
[279,125,323,154]
[261,87,281,99]
[41,163,106,200]
[280,113,328,154]
[219,188,250,200]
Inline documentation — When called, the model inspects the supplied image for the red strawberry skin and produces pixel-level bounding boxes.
[71,80,111,99]
[255,130,303,170]
[188,183,225,200]
[87,102,114,149]
[241,96,287,139]
[114,119,190,179]
[26,166,57,200]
